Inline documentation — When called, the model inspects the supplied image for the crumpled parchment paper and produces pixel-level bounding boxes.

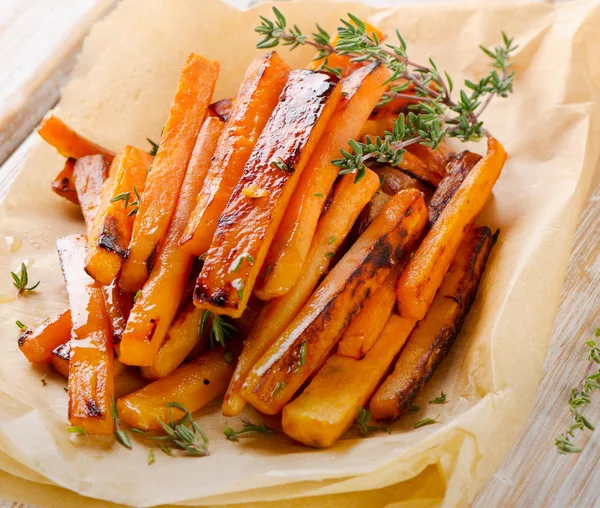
[0,0,599,506]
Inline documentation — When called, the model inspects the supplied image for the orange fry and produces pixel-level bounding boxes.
[120,54,219,292]
[223,170,380,416]
[179,52,291,256]
[255,62,389,300]
[396,137,506,320]
[242,189,427,415]
[119,117,224,367]
[38,114,115,162]
[194,70,342,319]
[18,310,71,364]
[85,146,153,285]
[58,235,114,435]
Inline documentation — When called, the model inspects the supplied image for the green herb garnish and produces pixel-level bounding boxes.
[355,406,391,436]
[429,391,447,404]
[555,328,600,454]
[10,263,40,294]
[224,418,276,442]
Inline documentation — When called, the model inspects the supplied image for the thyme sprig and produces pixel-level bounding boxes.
[224,418,276,442]
[200,311,238,350]
[111,397,132,450]
[110,186,142,217]
[10,263,40,294]
[255,8,517,182]
[154,402,210,456]
[429,391,447,404]
[555,328,600,454]
[355,407,391,436]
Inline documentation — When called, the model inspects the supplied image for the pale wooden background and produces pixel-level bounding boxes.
[0,1,598,507]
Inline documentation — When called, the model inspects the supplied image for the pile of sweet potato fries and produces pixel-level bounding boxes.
[18,23,506,448]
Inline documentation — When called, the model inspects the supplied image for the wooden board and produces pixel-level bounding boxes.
[0,0,599,507]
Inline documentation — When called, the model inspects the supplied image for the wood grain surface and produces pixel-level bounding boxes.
[0,1,599,507]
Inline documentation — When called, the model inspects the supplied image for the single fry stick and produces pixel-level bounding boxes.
[371,225,497,419]
[396,137,506,320]
[428,151,481,225]
[18,310,71,364]
[85,146,153,285]
[50,342,145,399]
[194,70,342,319]
[58,235,114,435]
[222,170,380,416]
[72,155,109,228]
[38,114,115,162]
[178,52,291,256]
[241,189,427,415]
[51,158,79,204]
[51,341,127,379]
[118,117,224,367]
[140,300,208,380]
[117,348,236,431]
[336,266,401,359]
[120,54,219,292]
[72,155,133,341]
[282,315,416,448]
[255,62,389,300]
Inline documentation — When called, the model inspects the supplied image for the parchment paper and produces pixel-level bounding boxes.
[1,0,599,506]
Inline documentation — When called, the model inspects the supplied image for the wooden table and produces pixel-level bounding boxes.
[1,1,598,507]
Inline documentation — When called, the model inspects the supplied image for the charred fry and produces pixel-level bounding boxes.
[371,225,497,419]
[18,310,71,364]
[396,137,506,320]
[223,170,380,416]
[428,151,481,225]
[58,235,114,435]
[194,70,342,319]
[85,146,153,285]
[179,53,290,257]
[241,189,427,415]
[255,62,389,300]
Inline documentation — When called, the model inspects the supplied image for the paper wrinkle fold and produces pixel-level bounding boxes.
[0,0,599,506]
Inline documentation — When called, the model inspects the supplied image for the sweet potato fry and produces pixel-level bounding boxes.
[18,310,71,364]
[194,70,342,319]
[353,192,390,237]
[118,117,224,367]
[51,341,127,379]
[50,342,70,378]
[117,348,236,431]
[282,315,416,448]
[241,189,427,415]
[38,114,115,162]
[255,62,389,300]
[72,155,109,228]
[208,98,234,122]
[396,137,506,320]
[371,225,497,419]
[51,158,79,204]
[406,141,452,179]
[428,151,481,225]
[179,52,291,256]
[222,170,380,416]
[72,154,133,341]
[120,54,219,292]
[58,235,114,434]
[374,165,431,197]
[139,300,208,380]
[337,265,402,359]
[85,146,153,285]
